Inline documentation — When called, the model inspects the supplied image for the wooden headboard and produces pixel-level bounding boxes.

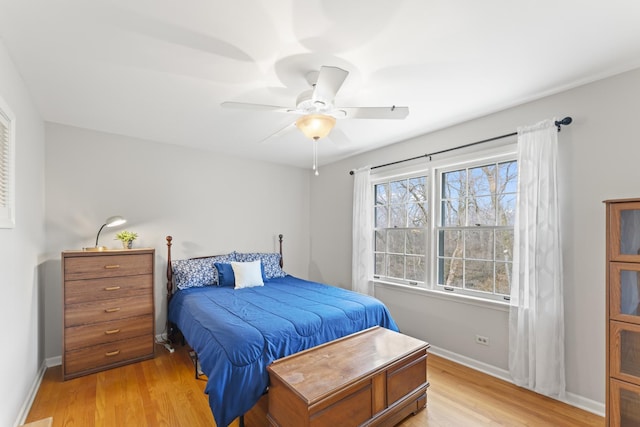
[165,234,284,304]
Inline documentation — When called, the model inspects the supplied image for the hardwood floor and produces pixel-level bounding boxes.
[415,356,603,427]
[26,343,604,426]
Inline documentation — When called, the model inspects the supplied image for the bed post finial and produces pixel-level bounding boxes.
[278,234,284,268]
[166,236,175,343]
[166,236,173,300]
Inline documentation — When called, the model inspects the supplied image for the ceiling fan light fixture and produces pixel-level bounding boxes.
[295,114,336,141]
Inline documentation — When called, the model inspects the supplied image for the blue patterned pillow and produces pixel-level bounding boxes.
[235,252,286,279]
[172,258,215,290]
[172,253,237,290]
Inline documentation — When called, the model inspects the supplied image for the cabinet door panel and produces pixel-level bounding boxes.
[610,378,640,427]
[611,321,640,384]
[609,202,640,262]
[610,263,640,324]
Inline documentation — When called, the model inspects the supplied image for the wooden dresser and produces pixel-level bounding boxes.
[62,248,155,380]
[605,199,640,425]
[267,326,429,427]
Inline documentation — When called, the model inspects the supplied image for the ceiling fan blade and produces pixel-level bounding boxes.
[328,127,351,149]
[259,122,296,144]
[313,66,349,104]
[221,101,291,113]
[340,106,409,120]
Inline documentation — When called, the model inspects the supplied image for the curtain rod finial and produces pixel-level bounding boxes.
[555,116,572,131]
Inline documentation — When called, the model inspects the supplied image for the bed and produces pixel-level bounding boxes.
[165,235,399,427]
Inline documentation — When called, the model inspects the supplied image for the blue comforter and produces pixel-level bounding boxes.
[168,275,399,426]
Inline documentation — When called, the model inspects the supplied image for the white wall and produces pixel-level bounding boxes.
[309,67,640,410]
[43,124,311,359]
[0,40,46,427]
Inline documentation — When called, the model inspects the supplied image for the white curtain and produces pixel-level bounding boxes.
[508,118,565,398]
[352,166,373,295]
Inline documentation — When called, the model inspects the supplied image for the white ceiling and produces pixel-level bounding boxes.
[1,0,640,170]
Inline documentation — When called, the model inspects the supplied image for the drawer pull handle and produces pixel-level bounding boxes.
[104,264,120,269]
[105,350,120,357]
[104,307,121,313]
[105,329,120,335]
[104,286,121,291]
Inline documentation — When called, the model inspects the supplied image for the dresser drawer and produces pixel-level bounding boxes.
[64,253,153,281]
[65,314,153,351]
[65,274,151,304]
[64,294,153,327]
[64,335,154,377]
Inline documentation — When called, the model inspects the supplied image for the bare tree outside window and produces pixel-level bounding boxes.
[374,176,428,283]
[437,160,517,297]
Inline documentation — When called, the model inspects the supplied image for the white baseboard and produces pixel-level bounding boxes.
[46,356,61,367]
[13,360,48,427]
[427,345,605,417]
[563,391,606,418]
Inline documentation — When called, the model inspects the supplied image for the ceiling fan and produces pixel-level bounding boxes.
[221,65,409,174]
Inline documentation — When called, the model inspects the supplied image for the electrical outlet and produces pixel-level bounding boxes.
[475,335,489,346]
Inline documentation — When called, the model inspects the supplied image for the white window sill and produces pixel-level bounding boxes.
[373,279,510,312]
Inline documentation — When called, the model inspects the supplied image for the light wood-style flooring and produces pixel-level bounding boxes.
[26,342,604,426]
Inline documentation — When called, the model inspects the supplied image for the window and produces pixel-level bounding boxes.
[371,147,517,302]
[437,160,517,299]
[374,176,428,284]
[0,97,15,228]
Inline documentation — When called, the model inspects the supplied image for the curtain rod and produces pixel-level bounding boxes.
[349,116,573,175]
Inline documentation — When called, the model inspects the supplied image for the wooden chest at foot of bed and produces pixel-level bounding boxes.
[62,249,155,380]
[267,326,429,427]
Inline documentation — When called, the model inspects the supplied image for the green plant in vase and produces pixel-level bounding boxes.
[115,230,138,249]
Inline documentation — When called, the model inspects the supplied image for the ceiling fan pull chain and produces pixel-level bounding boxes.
[313,138,319,176]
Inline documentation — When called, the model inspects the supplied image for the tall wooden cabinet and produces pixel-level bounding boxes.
[62,248,155,380]
[606,199,640,426]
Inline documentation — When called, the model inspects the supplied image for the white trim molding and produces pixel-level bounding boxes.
[13,360,47,427]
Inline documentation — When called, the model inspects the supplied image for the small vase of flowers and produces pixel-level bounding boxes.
[115,230,138,249]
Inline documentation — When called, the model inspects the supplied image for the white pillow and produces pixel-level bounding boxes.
[231,261,264,289]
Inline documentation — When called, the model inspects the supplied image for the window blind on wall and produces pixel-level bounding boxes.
[0,105,14,228]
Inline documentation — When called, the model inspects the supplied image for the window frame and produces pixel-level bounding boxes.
[373,173,429,286]
[434,154,518,302]
[370,141,517,302]
[0,95,15,229]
